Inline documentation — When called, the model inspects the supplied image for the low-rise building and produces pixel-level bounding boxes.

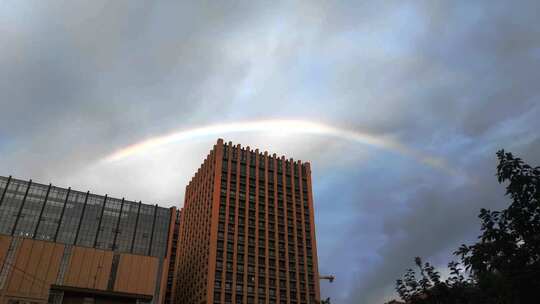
[0,176,180,304]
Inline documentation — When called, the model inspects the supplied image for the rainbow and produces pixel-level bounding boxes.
[102,119,450,173]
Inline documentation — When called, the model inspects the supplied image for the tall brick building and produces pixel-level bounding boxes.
[176,139,320,304]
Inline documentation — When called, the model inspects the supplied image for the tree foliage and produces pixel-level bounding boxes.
[320,298,331,304]
[392,150,540,303]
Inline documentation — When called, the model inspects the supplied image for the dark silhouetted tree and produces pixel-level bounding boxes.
[392,150,540,303]
[320,297,331,304]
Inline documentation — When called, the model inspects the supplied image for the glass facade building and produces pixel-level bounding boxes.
[0,175,171,258]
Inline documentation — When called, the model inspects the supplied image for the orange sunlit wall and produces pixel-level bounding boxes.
[176,139,320,304]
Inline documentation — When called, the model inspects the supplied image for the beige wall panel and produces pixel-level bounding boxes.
[131,255,143,294]
[137,257,150,294]
[126,254,136,291]
[0,235,12,268]
[126,254,137,292]
[157,256,169,304]
[85,248,98,289]
[64,246,83,286]
[96,250,113,290]
[113,254,127,291]
[134,256,146,294]
[20,240,43,295]
[125,254,137,293]
[141,256,154,295]
[114,254,131,292]
[145,257,158,296]
[114,254,132,292]
[82,248,98,289]
[30,241,52,296]
[113,254,158,296]
[6,238,32,292]
[2,239,64,302]
[62,247,113,291]
[113,254,126,291]
[43,244,65,294]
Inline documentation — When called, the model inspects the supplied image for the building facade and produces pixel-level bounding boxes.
[0,176,180,304]
[0,139,322,304]
[176,139,320,304]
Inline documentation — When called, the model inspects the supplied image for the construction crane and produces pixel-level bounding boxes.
[319,274,335,283]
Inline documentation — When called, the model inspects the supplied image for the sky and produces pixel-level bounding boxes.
[1,1,539,303]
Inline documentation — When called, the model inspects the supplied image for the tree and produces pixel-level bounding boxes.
[393,150,540,303]
[395,257,476,304]
[320,297,331,304]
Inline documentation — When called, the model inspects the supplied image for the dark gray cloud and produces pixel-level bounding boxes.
[1,1,539,303]
[1,1,268,177]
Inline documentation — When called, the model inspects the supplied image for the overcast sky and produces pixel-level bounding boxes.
[1,1,539,303]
